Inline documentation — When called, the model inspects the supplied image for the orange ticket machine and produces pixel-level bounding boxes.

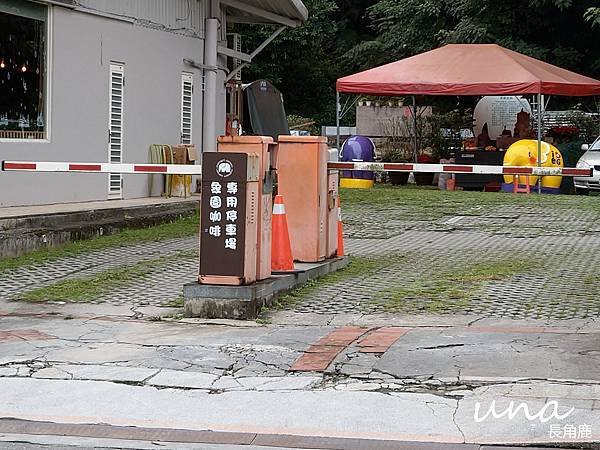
[277,136,338,262]
[217,136,275,280]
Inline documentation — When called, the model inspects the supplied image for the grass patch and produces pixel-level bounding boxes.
[161,296,184,308]
[380,257,537,313]
[273,254,404,310]
[267,252,537,315]
[340,184,600,218]
[16,251,194,303]
[0,213,199,273]
[449,259,532,283]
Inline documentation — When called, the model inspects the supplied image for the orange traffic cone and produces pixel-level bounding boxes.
[271,195,295,272]
[337,197,345,257]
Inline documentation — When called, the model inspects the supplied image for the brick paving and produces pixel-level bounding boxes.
[293,194,600,320]
[290,327,368,372]
[294,229,600,319]
[1,191,600,319]
[0,329,55,343]
[0,237,197,307]
[357,327,411,353]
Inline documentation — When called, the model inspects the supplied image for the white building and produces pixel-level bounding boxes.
[0,0,307,206]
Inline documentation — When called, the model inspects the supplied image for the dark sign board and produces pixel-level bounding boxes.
[200,152,248,278]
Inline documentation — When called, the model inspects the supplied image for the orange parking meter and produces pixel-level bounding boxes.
[217,136,275,281]
[277,136,338,262]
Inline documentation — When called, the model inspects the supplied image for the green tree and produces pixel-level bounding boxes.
[238,0,339,126]
[348,0,600,77]
[239,0,600,129]
[585,6,600,27]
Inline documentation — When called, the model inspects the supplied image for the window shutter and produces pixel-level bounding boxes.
[181,73,193,145]
[109,63,124,198]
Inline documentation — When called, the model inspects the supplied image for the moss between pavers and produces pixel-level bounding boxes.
[378,258,537,314]
[272,254,406,311]
[340,184,600,216]
[14,250,195,303]
[268,249,542,316]
[0,214,199,273]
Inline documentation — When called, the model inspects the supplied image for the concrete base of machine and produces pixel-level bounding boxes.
[183,257,349,320]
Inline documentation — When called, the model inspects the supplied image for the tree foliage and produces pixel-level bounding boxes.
[238,0,600,128]
[356,0,600,73]
[239,0,340,126]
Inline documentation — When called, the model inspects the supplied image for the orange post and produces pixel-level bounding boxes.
[271,195,295,272]
[446,178,456,191]
[337,197,345,257]
[512,175,531,194]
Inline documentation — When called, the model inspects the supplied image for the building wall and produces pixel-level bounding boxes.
[0,1,223,206]
[76,0,207,38]
[356,104,432,137]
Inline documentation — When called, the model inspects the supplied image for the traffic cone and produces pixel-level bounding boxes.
[337,197,345,257]
[271,195,295,272]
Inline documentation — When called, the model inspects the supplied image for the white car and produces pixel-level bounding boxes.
[574,137,600,194]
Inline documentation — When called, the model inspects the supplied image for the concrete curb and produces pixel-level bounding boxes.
[183,257,350,320]
[0,200,198,258]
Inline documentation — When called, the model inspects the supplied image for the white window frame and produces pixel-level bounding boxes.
[108,62,124,199]
[180,72,193,145]
[0,3,52,143]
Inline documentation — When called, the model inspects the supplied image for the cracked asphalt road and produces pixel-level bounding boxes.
[0,306,599,448]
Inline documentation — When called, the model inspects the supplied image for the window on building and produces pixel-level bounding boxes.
[0,0,47,140]
[181,73,193,144]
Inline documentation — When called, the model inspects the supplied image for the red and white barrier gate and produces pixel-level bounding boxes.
[2,160,593,178]
[327,161,592,177]
[2,161,202,175]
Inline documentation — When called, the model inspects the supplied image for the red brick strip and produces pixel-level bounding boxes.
[290,327,369,372]
[0,329,55,343]
[358,327,411,353]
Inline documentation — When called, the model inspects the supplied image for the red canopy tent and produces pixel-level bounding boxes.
[336,44,600,97]
[335,44,600,191]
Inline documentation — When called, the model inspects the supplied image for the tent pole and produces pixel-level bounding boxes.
[412,96,418,163]
[336,91,341,152]
[537,92,543,194]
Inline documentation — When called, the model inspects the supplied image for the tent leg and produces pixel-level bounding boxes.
[537,93,543,194]
[336,91,341,153]
[412,96,418,163]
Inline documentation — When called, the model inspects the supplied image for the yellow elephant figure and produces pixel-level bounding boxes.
[503,139,563,189]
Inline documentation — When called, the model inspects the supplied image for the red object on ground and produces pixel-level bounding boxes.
[290,327,368,372]
[513,175,531,194]
[357,327,411,353]
[337,197,344,257]
[484,181,501,192]
[271,195,295,272]
[336,44,600,96]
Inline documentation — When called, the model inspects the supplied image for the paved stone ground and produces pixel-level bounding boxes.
[2,189,600,320]
[0,237,198,307]
[287,193,600,320]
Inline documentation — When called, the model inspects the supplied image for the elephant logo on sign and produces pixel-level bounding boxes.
[216,159,234,178]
